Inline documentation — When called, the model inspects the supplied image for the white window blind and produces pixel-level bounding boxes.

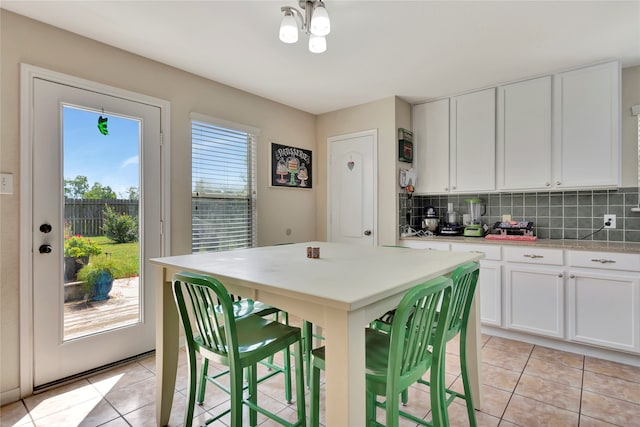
[191,115,257,253]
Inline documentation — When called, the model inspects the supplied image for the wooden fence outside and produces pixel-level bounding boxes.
[65,199,138,237]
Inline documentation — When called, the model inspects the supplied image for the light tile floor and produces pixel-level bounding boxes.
[2,332,640,426]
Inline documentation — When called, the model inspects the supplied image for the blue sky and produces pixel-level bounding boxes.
[63,106,140,197]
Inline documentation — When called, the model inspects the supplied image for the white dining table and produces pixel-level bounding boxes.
[151,241,483,426]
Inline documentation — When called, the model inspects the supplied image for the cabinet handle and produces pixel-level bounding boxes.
[556,181,561,186]
[590,258,616,264]
[545,182,550,187]
[570,274,576,279]
[558,273,564,278]
[452,186,457,190]
[444,187,448,191]
[523,254,544,259]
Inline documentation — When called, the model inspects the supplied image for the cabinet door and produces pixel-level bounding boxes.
[553,61,620,188]
[450,88,496,193]
[479,261,502,326]
[567,270,639,353]
[412,99,450,194]
[505,264,565,338]
[497,76,552,190]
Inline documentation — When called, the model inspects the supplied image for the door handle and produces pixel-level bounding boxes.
[39,244,53,254]
[364,230,372,236]
[39,223,52,233]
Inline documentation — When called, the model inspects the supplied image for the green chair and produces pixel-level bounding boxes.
[309,276,454,427]
[417,261,480,427]
[172,271,306,427]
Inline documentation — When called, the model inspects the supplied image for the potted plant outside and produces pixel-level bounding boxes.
[64,235,102,281]
[77,255,120,301]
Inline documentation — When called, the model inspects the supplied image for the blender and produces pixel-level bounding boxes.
[463,198,486,237]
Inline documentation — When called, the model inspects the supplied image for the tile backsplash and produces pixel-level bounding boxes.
[399,187,640,242]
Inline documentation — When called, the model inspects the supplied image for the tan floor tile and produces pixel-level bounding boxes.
[480,334,492,346]
[444,352,462,377]
[30,397,118,427]
[23,380,102,420]
[581,390,640,426]
[98,418,130,427]
[578,414,622,427]
[515,373,581,412]
[88,361,155,395]
[448,401,500,427]
[497,420,518,427]
[450,381,510,419]
[583,370,640,405]
[485,336,534,356]
[103,376,156,415]
[0,401,32,427]
[523,357,583,388]
[482,346,529,372]
[503,394,578,426]
[481,363,521,392]
[124,390,212,427]
[584,357,640,383]
[530,345,584,369]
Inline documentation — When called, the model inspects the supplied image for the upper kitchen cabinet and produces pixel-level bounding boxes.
[450,88,496,193]
[553,61,621,189]
[412,99,450,194]
[497,76,552,191]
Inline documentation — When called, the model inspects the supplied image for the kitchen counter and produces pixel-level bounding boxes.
[400,235,640,254]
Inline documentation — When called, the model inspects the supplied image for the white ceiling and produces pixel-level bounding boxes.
[3,1,640,115]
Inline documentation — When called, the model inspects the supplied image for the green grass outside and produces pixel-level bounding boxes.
[90,236,139,279]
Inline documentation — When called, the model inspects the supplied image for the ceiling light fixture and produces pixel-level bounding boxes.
[279,0,331,53]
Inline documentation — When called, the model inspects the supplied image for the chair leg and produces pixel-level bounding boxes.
[283,344,293,403]
[184,350,198,427]
[248,365,258,427]
[303,321,313,388]
[310,359,321,427]
[431,348,450,427]
[459,330,477,427]
[401,388,408,405]
[365,390,376,427]
[197,358,208,404]
[293,339,307,426]
[230,366,244,427]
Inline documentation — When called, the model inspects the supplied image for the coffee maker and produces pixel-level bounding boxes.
[439,203,463,235]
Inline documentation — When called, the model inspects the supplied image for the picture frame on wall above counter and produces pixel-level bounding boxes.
[270,142,312,189]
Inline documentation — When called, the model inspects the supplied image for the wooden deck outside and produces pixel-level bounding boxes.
[63,277,141,340]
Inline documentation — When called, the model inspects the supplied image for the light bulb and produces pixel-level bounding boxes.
[279,11,298,43]
[308,34,326,53]
[310,2,330,36]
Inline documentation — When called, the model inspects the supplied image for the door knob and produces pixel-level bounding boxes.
[364,230,372,236]
[39,223,52,233]
[39,244,53,254]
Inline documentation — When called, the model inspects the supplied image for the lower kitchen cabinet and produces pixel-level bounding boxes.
[567,270,640,352]
[504,264,565,338]
[477,261,502,326]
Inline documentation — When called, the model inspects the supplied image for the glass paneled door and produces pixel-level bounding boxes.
[32,78,162,388]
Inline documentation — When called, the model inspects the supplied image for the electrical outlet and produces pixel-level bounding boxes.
[604,214,616,229]
[0,173,13,195]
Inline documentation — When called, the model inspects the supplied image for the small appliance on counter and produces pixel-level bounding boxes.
[421,205,439,233]
[485,221,537,241]
[463,198,486,237]
[438,203,464,236]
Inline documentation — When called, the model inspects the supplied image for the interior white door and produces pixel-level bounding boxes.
[327,130,377,246]
[32,78,162,388]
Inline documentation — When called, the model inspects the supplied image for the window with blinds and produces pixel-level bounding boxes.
[191,114,258,253]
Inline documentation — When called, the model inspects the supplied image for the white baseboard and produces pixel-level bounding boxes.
[482,326,640,368]
[1,387,21,406]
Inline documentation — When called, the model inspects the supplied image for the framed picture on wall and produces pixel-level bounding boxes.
[270,142,312,189]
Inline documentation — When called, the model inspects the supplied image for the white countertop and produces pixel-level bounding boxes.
[401,236,640,254]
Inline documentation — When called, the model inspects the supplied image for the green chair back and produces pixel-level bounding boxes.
[443,261,480,342]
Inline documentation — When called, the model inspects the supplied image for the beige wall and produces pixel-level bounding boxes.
[315,96,410,245]
[0,10,316,400]
[621,65,640,187]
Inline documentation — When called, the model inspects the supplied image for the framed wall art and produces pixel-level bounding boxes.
[270,142,312,189]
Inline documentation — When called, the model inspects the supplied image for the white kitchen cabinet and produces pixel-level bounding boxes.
[553,61,620,189]
[566,250,640,353]
[497,76,552,191]
[412,99,450,194]
[504,264,565,338]
[450,88,496,193]
[450,243,502,326]
[401,239,450,251]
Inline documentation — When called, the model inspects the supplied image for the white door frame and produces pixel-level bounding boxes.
[19,64,171,397]
[326,129,378,245]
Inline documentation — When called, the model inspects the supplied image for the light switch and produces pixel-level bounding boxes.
[1,173,14,195]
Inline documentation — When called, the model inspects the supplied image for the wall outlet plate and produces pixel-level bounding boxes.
[604,214,616,229]
[0,173,13,195]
